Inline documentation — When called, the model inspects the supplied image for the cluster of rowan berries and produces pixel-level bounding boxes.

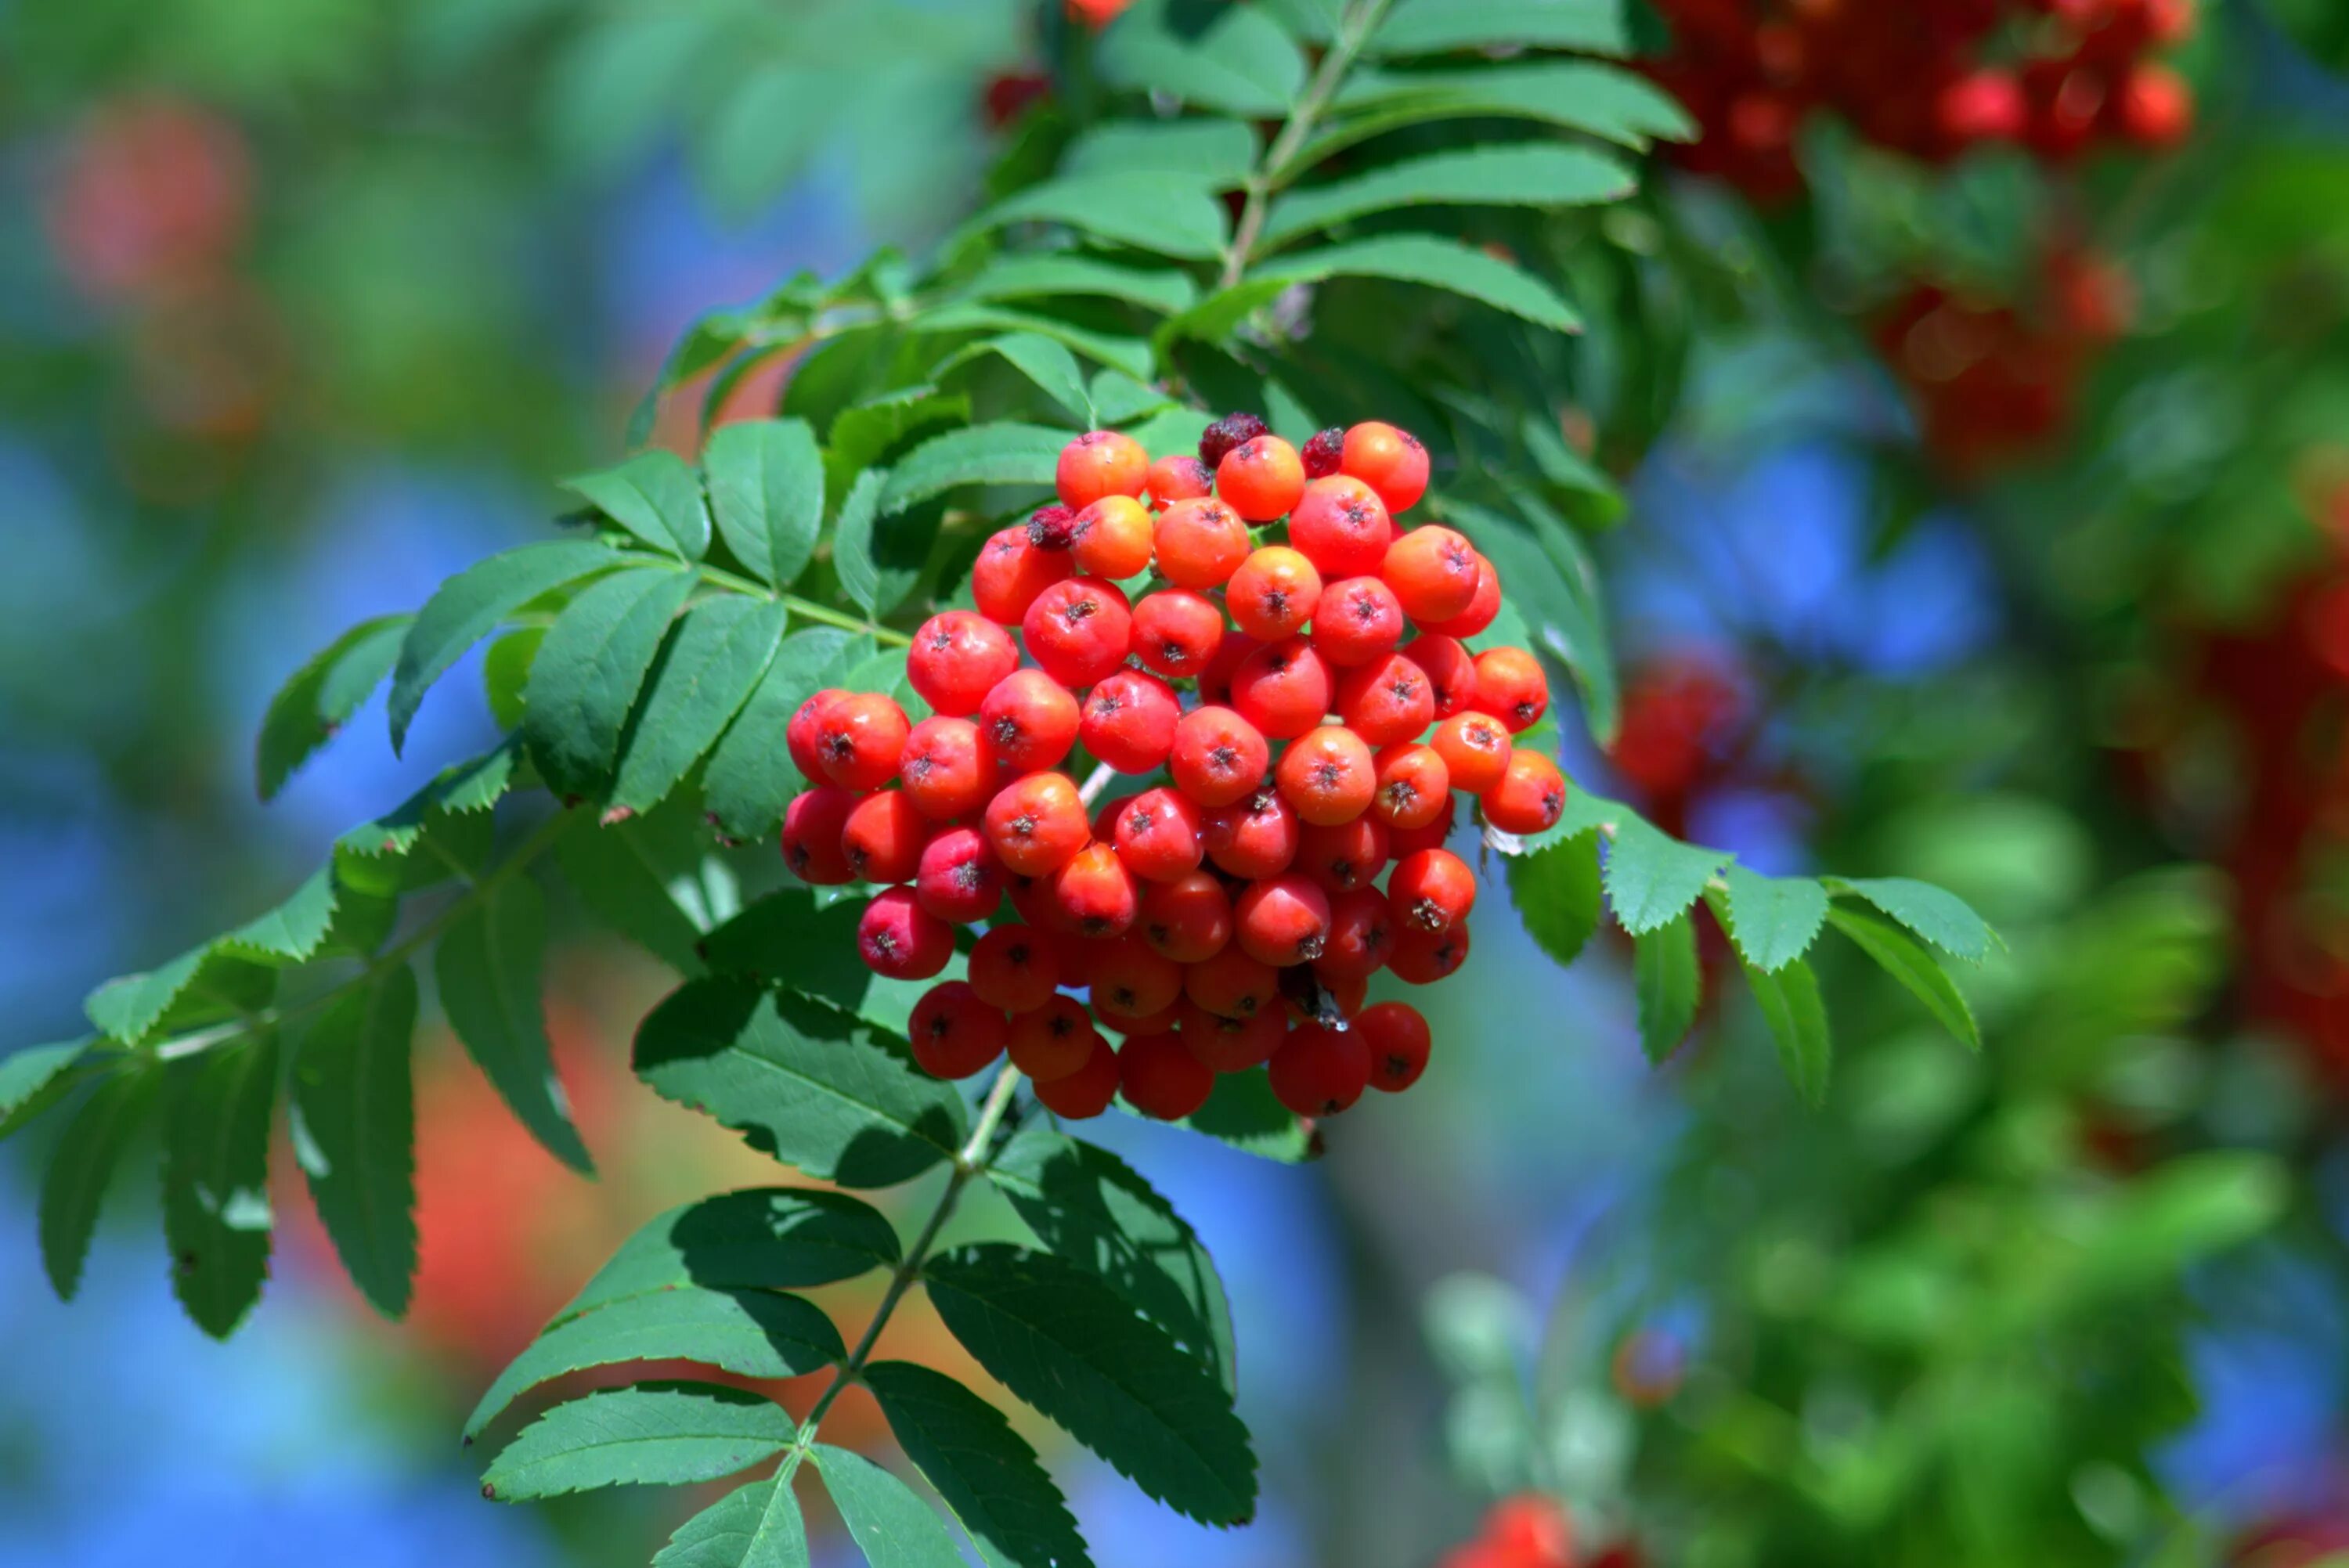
[1441,1496,1589,1568]
[777,414,1568,1125]
[1651,0,2196,203]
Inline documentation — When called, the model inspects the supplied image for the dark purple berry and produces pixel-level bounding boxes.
[1301,426,1346,478]
[1199,412,1269,468]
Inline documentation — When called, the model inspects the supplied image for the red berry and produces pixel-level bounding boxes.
[980,669,1080,777]
[1202,786,1301,880]
[969,925,1059,1012]
[1229,637,1335,741]
[816,692,911,791]
[1130,589,1226,680]
[1171,705,1272,808]
[1153,497,1250,589]
[1482,750,1566,835]
[908,611,1019,716]
[1009,995,1100,1083]
[1387,919,1470,985]
[1381,525,1481,624]
[1216,434,1306,523]
[1310,576,1406,669]
[1359,1001,1432,1093]
[1300,425,1346,478]
[1389,847,1477,933]
[1370,742,1451,830]
[983,770,1092,876]
[1288,475,1393,579]
[1197,627,1259,708]
[1275,724,1377,827]
[914,825,1005,925]
[1339,421,1429,514]
[1047,841,1140,938]
[1296,815,1389,893]
[781,786,860,885]
[1483,1496,1573,1566]
[898,716,995,820]
[1234,872,1333,967]
[1081,668,1182,774]
[1178,1001,1286,1072]
[1070,494,1155,580]
[1031,1033,1120,1117]
[972,526,1073,625]
[1146,452,1214,507]
[1412,635,1477,718]
[1334,652,1435,746]
[787,688,846,779]
[1316,885,1397,981]
[1091,935,1184,1019]
[1097,997,1182,1037]
[842,789,931,884]
[1470,647,1550,734]
[1431,712,1512,795]
[908,981,1009,1080]
[1111,787,1207,883]
[857,887,953,979]
[1140,871,1233,964]
[1198,411,1268,467]
[1268,1022,1371,1116]
[1226,545,1323,642]
[1420,557,1500,639]
[1389,794,1456,858]
[1023,576,1133,689]
[1119,1029,1215,1119]
[1055,429,1148,510]
[1185,944,1280,1019]
[1027,503,1079,551]
[1938,68,2026,146]
[2115,61,2192,149]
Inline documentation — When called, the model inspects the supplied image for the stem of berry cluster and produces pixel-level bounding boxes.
[1076,760,1117,809]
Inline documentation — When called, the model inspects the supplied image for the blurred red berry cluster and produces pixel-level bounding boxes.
[1440,1495,1640,1568]
[1605,651,1755,837]
[1872,241,2138,474]
[1649,0,2197,202]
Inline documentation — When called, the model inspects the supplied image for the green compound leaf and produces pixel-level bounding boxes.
[482,1382,797,1501]
[558,1188,901,1327]
[880,423,1070,516]
[522,565,698,801]
[256,615,409,801]
[1326,62,1695,156]
[704,418,824,589]
[1063,118,1259,187]
[1509,832,1604,968]
[940,333,1093,427]
[562,449,712,561]
[1633,914,1700,1066]
[291,964,419,1319]
[333,743,518,885]
[1248,235,1580,333]
[2,1040,93,1137]
[924,1244,1257,1527]
[554,799,722,975]
[1604,813,1732,936]
[864,1361,1092,1568]
[1719,866,1831,974]
[611,596,788,814]
[162,1031,279,1338]
[1366,0,1629,58]
[40,1066,159,1300]
[815,1444,972,1568]
[85,945,275,1047]
[633,978,968,1189]
[1746,957,1832,1108]
[833,470,905,619]
[1831,877,2000,962]
[217,866,342,966]
[467,1286,843,1440]
[390,539,622,751]
[1827,907,1983,1052]
[1098,0,1307,116]
[1261,145,1635,249]
[954,255,1199,316]
[990,1130,1236,1392]
[436,874,594,1174]
[979,176,1230,263]
[654,1476,811,1568]
[702,629,866,841]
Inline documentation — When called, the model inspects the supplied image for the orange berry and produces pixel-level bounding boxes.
[1316,885,1396,982]
[1470,647,1550,734]
[1288,475,1393,579]
[1481,750,1566,835]
[1431,712,1512,795]
[1216,434,1306,522]
[1140,871,1232,964]
[915,826,1005,925]
[1369,742,1450,830]
[1171,705,1272,808]
[908,611,1020,716]
[1009,995,1101,1083]
[781,785,859,885]
[1381,525,1481,623]
[980,669,1080,777]
[1234,872,1333,967]
[1184,943,1280,1019]
[1070,494,1156,579]
[969,925,1059,1013]
[983,771,1092,876]
[898,716,995,820]
[1023,576,1133,690]
[1202,786,1301,881]
[1091,935,1185,1020]
[1153,496,1251,589]
[1309,576,1405,669]
[972,526,1074,625]
[1047,840,1140,938]
[841,788,931,884]
[1274,724,1377,827]
[857,887,953,980]
[1177,1002,1285,1073]
[1340,420,1430,514]
[1412,635,1477,718]
[908,982,1008,1080]
[1031,1033,1120,1118]
[1131,589,1226,679]
[1229,637,1334,742]
[1055,429,1148,509]
[815,692,911,792]
[1119,1029,1215,1120]
[1359,1000,1433,1093]
[1146,452,1214,507]
[1110,786,1207,883]
[1226,546,1323,641]
[1387,847,1477,933]
[1420,551,1500,638]
[1296,816,1389,893]
[1387,919,1470,985]
[1333,652,1436,746]
[1268,1022,1370,1116]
